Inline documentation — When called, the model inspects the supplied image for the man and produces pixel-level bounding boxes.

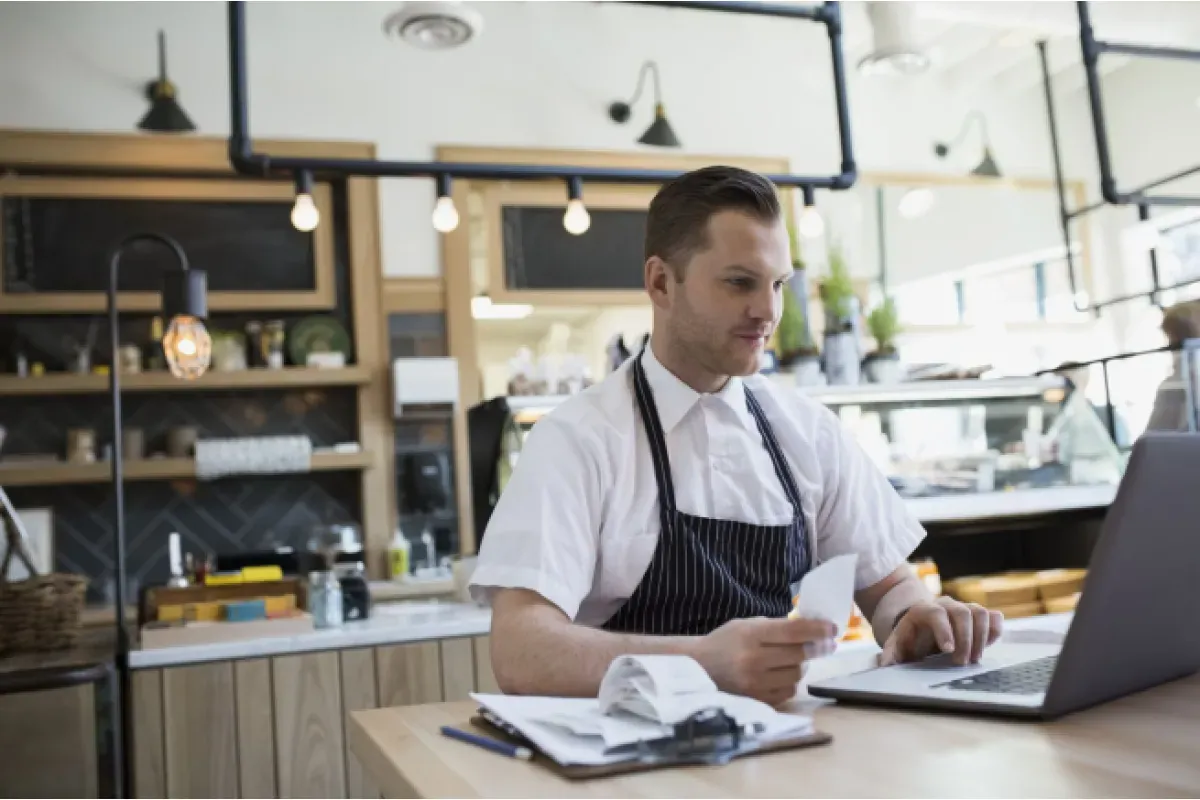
[1053,360,1129,449]
[469,166,1002,706]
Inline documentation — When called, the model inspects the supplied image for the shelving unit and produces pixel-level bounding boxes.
[0,366,371,396]
[0,450,372,487]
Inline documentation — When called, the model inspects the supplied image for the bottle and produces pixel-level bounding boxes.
[389,527,411,581]
[146,316,165,371]
[309,570,344,629]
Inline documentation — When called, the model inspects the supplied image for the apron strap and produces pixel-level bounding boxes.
[744,387,804,515]
[632,353,679,514]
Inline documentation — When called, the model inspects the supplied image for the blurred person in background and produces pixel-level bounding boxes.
[1053,361,1131,450]
[1146,300,1200,433]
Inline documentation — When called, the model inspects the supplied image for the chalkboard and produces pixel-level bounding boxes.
[2,196,317,293]
[502,206,647,291]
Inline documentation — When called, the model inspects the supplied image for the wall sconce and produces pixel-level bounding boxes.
[934,111,1002,178]
[138,31,195,133]
[608,61,681,148]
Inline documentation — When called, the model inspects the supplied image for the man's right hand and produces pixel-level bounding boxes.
[690,617,838,706]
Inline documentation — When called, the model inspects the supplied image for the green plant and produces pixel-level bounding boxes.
[819,245,856,322]
[776,283,817,360]
[866,296,901,354]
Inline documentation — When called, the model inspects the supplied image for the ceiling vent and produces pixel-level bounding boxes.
[383,2,483,50]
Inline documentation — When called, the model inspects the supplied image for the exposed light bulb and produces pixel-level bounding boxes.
[799,205,824,239]
[291,193,320,232]
[162,314,211,380]
[563,199,590,235]
[432,195,460,233]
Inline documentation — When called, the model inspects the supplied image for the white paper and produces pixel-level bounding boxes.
[790,553,858,637]
[598,654,718,724]
[473,692,813,764]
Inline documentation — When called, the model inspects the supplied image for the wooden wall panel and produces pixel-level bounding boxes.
[163,662,239,798]
[131,669,166,798]
[273,652,347,799]
[0,683,97,797]
[340,648,380,799]
[375,643,443,707]
[472,635,502,694]
[234,658,277,798]
[439,637,476,702]
[346,174,395,579]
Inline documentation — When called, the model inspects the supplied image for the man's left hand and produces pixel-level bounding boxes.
[880,596,1004,666]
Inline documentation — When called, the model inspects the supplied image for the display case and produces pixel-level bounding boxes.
[504,375,1126,526]
[788,376,1125,514]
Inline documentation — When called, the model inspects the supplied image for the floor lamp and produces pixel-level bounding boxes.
[107,233,211,796]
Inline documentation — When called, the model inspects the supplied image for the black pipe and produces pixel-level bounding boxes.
[824,1,857,188]
[1123,193,1200,208]
[1077,1,1121,206]
[225,1,856,190]
[1065,199,1108,221]
[1089,277,1200,312]
[1139,203,1163,309]
[1097,40,1200,61]
[625,0,826,21]
[1127,163,1200,196]
[1038,40,1090,315]
[1034,344,1174,374]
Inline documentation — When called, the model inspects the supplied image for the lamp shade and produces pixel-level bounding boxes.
[639,105,681,148]
[971,147,1002,178]
[162,269,208,319]
[138,89,195,133]
[138,31,195,133]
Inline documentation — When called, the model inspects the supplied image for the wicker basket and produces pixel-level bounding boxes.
[0,488,87,655]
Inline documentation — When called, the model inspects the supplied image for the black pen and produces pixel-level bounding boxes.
[440,725,533,760]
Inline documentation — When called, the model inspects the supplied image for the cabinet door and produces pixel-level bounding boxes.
[162,662,239,798]
[273,652,347,799]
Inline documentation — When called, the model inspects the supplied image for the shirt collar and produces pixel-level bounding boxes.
[639,343,754,434]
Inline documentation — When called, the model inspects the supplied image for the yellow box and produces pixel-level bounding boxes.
[264,595,297,616]
[184,601,222,622]
[241,565,284,583]
[204,572,244,586]
[157,604,185,623]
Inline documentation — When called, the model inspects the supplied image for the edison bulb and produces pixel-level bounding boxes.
[432,196,460,233]
[163,315,212,380]
[799,205,825,239]
[563,199,590,235]
[291,193,320,232]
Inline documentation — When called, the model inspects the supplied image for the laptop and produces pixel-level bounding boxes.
[808,432,1200,719]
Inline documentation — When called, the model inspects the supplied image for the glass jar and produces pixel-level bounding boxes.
[308,570,344,629]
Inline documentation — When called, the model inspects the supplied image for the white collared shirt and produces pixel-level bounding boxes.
[469,345,926,627]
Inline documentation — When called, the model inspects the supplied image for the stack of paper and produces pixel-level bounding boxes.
[470,655,813,767]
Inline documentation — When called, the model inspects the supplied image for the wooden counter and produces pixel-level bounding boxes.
[130,625,499,798]
[348,639,1200,798]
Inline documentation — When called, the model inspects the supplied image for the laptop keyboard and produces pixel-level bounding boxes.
[933,655,1058,695]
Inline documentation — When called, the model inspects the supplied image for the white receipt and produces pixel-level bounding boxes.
[789,553,857,637]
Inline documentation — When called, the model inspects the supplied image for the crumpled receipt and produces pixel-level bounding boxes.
[788,553,858,637]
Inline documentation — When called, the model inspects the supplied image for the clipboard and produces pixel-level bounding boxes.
[470,706,833,780]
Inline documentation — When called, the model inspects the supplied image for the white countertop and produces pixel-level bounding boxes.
[904,484,1116,524]
[129,600,492,670]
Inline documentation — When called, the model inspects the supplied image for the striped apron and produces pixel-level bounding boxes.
[602,352,811,636]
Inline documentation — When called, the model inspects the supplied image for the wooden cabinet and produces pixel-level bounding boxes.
[130,635,496,799]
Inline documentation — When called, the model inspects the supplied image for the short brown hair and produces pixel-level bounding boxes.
[644,165,781,269]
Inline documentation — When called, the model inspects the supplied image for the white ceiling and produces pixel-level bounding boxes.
[841,1,1200,99]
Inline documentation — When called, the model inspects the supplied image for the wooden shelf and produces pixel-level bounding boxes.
[0,451,372,487]
[0,366,371,396]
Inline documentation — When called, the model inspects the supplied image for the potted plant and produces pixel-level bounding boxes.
[775,280,823,386]
[818,245,861,385]
[863,295,904,383]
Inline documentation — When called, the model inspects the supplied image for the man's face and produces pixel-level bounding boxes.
[655,210,793,378]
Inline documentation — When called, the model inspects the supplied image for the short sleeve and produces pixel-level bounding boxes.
[814,412,926,589]
[468,414,604,620]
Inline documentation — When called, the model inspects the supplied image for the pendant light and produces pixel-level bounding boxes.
[798,186,825,239]
[291,170,320,232]
[934,111,1003,178]
[563,176,590,235]
[608,61,681,148]
[138,31,196,134]
[432,174,460,233]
